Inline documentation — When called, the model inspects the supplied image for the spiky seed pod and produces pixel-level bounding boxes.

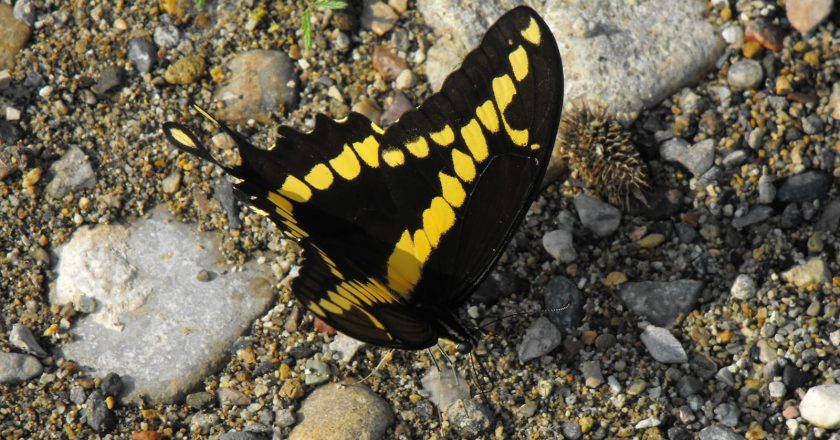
[558,105,650,207]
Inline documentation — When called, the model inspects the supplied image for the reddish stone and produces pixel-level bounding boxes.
[372,46,408,81]
[745,20,785,52]
[314,317,336,335]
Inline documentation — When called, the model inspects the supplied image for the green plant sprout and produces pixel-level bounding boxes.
[299,0,348,52]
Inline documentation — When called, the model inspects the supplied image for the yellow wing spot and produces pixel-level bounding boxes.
[371,122,385,134]
[280,175,312,202]
[460,119,489,162]
[451,149,476,182]
[439,172,466,207]
[328,291,354,311]
[250,207,269,217]
[352,136,380,167]
[304,163,334,190]
[167,128,198,148]
[268,191,294,214]
[329,145,362,180]
[530,144,541,150]
[193,105,221,126]
[283,220,309,238]
[337,283,371,306]
[308,301,327,318]
[387,230,422,295]
[476,100,500,133]
[406,137,430,158]
[492,74,530,147]
[413,230,432,263]
[276,206,296,223]
[521,17,541,45]
[422,197,456,247]
[318,299,343,315]
[430,125,455,146]
[508,45,529,82]
[382,148,406,167]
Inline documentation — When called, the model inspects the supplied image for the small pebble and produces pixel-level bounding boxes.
[727,59,763,89]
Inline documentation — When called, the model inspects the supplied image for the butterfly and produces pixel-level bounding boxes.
[162,6,563,352]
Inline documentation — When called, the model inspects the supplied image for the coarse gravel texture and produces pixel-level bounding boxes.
[1,1,839,439]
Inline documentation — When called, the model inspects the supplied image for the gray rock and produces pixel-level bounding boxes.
[698,425,745,440]
[727,59,763,89]
[446,399,493,437]
[289,383,394,440]
[275,408,296,427]
[421,367,470,411]
[768,381,786,398]
[380,92,413,126]
[757,175,776,204]
[801,114,824,134]
[101,372,123,397]
[0,352,42,384]
[715,367,736,388]
[573,194,621,237]
[127,38,157,73]
[800,384,840,429]
[562,421,583,440]
[220,432,266,440]
[816,199,840,232]
[786,0,833,34]
[731,205,773,229]
[543,276,584,331]
[51,206,275,403]
[84,390,116,433]
[542,229,576,262]
[418,0,722,119]
[329,333,367,363]
[186,391,214,410]
[91,65,125,95]
[782,257,830,288]
[720,25,744,46]
[775,171,832,203]
[213,50,299,123]
[721,149,748,168]
[580,360,604,388]
[10,323,48,357]
[218,388,249,406]
[517,317,562,362]
[714,402,740,427]
[360,0,399,36]
[729,274,756,300]
[70,386,87,405]
[618,280,702,326]
[12,0,36,26]
[747,127,765,149]
[640,325,688,364]
[780,203,802,228]
[660,138,715,176]
[46,146,96,199]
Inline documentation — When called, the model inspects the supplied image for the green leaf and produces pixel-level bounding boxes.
[195,0,206,9]
[312,0,348,10]
[302,7,313,52]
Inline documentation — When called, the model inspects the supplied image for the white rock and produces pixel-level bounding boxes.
[640,325,687,364]
[799,384,840,429]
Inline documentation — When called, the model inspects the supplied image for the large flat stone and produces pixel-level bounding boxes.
[51,206,276,403]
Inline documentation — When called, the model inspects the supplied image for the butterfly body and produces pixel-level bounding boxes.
[163,6,563,350]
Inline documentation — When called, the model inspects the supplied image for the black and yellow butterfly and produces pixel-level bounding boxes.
[162,6,563,351]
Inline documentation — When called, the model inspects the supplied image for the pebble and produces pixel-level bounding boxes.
[0,352,42,384]
[618,280,702,326]
[573,194,621,237]
[213,50,298,122]
[380,92,413,125]
[745,20,784,52]
[85,390,116,433]
[542,229,577,262]
[218,388,250,406]
[640,325,688,364]
[829,82,840,120]
[775,171,832,203]
[421,367,469,410]
[780,203,802,228]
[799,384,840,429]
[731,205,773,229]
[729,274,756,300]
[275,408,296,427]
[372,45,407,81]
[543,276,584,331]
[816,200,840,232]
[10,323,49,357]
[721,25,744,46]
[161,171,181,194]
[698,424,745,440]
[768,381,786,398]
[727,59,763,90]
[351,97,382,125]
[45,146,96,199]
[721,149,748,168]
[153,24,180,48]
[329,333,366,363]
[127,38,157,73]
[186,391,214,410]
[101,372,123,397]
[446,399,493,436]
[782,257,830,288]
[517,317,562,362]
[303,358,330,385]
[92,65,126,94]
[660,138,715,176]
[388,0,408,14]
[756,175,776,204]
[163,55,206,85]
[394,69,416,90]
[580,360,604,388]
[714,402,741,427]
[288,383,393,439]
[786,0,833,34]
[638,233,665,248]
[562,421,583,439]
[360,0,398,36]
[220,432,265,440]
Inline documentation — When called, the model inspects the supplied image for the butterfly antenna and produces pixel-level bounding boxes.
[357,349,394,385]
[468,353,491,404]
[478,306,570,331]
[427,348,440,372]
[437,344,458,388]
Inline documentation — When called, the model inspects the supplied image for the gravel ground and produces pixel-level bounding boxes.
[1,0,839,439]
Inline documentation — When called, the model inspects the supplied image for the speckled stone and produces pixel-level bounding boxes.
[288,383,394,440]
